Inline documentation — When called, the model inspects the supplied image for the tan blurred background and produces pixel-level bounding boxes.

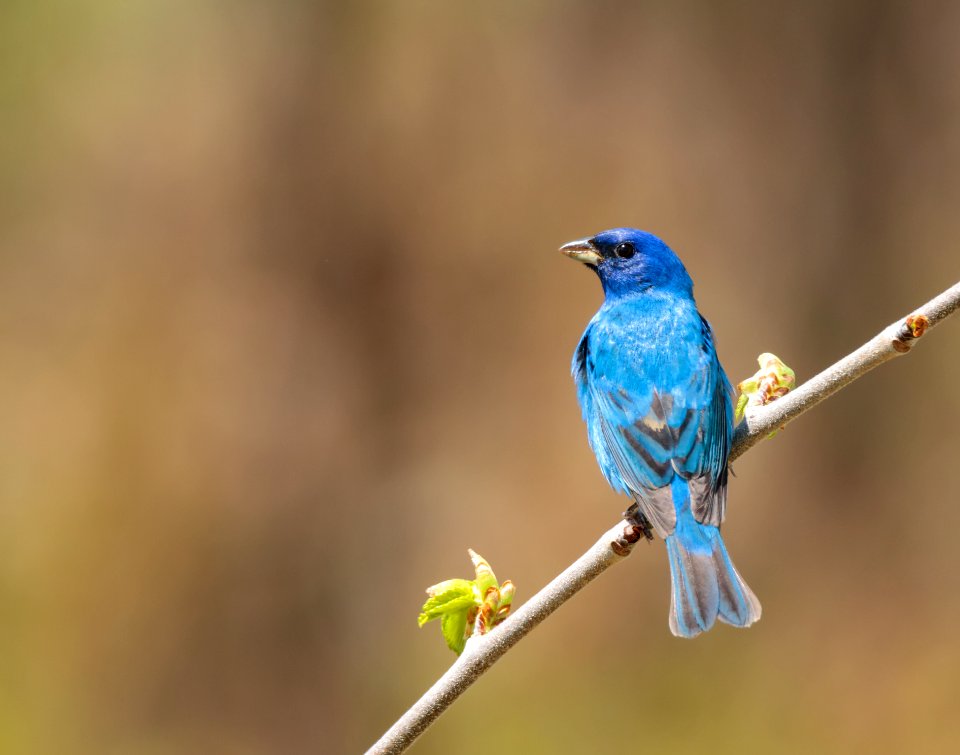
[2,1,960,753]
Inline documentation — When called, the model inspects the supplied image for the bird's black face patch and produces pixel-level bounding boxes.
[590,234,644,263]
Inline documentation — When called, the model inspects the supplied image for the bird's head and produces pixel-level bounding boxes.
[560,228,693,300]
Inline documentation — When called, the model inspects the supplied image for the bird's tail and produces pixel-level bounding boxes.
[665,518,761,638]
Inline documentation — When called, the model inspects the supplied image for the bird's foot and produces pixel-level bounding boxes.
[622,503,654,541]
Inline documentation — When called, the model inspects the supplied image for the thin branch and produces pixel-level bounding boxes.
[366,281,960,755]
[731,281,960,460]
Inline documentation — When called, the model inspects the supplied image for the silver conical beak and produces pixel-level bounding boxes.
[559,238,602,266]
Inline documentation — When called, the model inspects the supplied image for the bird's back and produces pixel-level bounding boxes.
[586,291,711,397]
[574,289,732,532]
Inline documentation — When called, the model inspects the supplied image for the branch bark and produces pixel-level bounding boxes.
[366,281,960,755]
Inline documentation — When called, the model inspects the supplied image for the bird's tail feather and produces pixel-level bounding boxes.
[666,526,761,638]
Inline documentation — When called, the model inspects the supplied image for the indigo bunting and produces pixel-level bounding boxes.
[562,228,760,638]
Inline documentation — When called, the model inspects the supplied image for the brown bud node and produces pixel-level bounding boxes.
[906,314,929,338]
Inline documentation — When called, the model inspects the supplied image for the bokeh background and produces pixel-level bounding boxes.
[2,1,960,753]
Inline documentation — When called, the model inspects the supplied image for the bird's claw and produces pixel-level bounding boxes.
[622,503,654,541]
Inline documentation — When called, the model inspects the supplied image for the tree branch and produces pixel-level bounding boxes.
[731,281,960,460]
[366,281,960,755]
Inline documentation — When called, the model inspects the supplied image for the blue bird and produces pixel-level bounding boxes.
[561,228,760,638]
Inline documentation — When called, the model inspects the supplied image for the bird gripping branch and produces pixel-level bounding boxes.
[562,228,761,637]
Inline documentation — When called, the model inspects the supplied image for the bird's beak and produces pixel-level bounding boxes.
[559,238,602,267]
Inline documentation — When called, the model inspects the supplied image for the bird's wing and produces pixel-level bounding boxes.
[590,381,680,537]
[680,373,731,527]
[677,316,733,527]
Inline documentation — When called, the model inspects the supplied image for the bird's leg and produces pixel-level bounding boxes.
[622,502,655,541]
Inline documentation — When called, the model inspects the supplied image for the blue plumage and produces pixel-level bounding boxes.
[562,228,760,638]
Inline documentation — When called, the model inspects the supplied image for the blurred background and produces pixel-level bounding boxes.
[2,1,960,752]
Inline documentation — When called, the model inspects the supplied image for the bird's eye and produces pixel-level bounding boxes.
[614,242,636,259]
